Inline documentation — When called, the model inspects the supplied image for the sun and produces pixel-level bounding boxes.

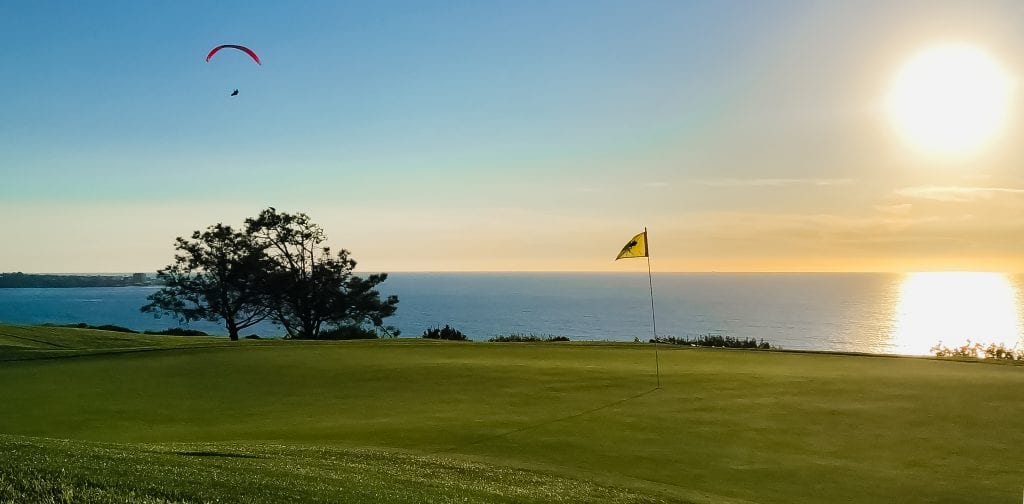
[886,43,1014,157]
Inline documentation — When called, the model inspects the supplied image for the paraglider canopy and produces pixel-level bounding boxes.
[206,45,261,65]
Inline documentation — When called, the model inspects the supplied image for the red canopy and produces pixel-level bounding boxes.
[205,45,261,65]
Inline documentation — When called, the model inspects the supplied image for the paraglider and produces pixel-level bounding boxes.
[205,44,261,65]
[206,44,259,97]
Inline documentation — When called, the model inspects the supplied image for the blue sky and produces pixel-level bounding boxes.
[2,2,772,200]
[3,1,1024,272]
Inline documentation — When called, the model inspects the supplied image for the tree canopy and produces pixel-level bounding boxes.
[143,210,398,340]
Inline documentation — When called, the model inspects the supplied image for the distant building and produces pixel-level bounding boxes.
[130,273,147,285]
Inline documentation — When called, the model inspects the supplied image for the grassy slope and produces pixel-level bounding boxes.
[0,324,237,361]
[0,437,662,504]
[1,324,1023,503]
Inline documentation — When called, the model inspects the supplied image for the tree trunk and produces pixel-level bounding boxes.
[226,319,239,341]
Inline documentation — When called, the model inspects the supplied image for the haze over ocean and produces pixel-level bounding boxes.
[2,272,1021,355]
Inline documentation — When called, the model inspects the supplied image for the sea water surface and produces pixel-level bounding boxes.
[1,272,1022,355]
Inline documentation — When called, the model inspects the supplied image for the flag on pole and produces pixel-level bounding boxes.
[614,227,660,388]
[615,231,648,260]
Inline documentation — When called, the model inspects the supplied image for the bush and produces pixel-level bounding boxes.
[143,328,209,336]
[422,325,468,341]
[92,324,137,333]
[44,323,139,333]
[653,334,771,349]
[318,324,380,340]
[489,333,570,342]
[930,340,1023,360]
[244,334,262,340]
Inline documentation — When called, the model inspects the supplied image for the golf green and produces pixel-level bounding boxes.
[2,324,1022,503]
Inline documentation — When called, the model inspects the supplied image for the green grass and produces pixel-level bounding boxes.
[0,324,237,361]
[0,436,660,503]
[1,324,1023,503]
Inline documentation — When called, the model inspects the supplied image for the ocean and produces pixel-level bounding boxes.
[1,272,1022,356]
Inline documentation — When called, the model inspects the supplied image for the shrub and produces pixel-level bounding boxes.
[930,340,1023,360]
[422,325,468,341]
[244,334,262,339]
[318,324,380,340]
[489,333,569,342]
[143,328,209,336]
[653,334,771,350]
[92,324,138,333]
[46,323,139,333]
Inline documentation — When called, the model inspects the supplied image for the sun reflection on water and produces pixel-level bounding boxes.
[890,272,1023,355]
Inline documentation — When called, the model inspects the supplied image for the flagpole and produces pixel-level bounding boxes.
[645,227,660,388]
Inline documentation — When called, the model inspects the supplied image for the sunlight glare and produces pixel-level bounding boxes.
[891,272,1023,355]
[886,44,1014,157]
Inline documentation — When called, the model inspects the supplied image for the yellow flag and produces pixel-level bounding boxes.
[615,231,648,260]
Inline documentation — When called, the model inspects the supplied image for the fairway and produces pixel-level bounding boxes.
[2,325,1023,503]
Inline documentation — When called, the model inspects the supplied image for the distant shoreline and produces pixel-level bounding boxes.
[0,273,154,288]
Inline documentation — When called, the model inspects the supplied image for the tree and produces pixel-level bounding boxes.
[245,208,398,339]
[142,224,270,341]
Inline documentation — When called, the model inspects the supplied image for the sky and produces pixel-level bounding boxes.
[2,1,1024,273]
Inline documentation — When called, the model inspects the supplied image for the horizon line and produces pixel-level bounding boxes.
[5,270,1023,275]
